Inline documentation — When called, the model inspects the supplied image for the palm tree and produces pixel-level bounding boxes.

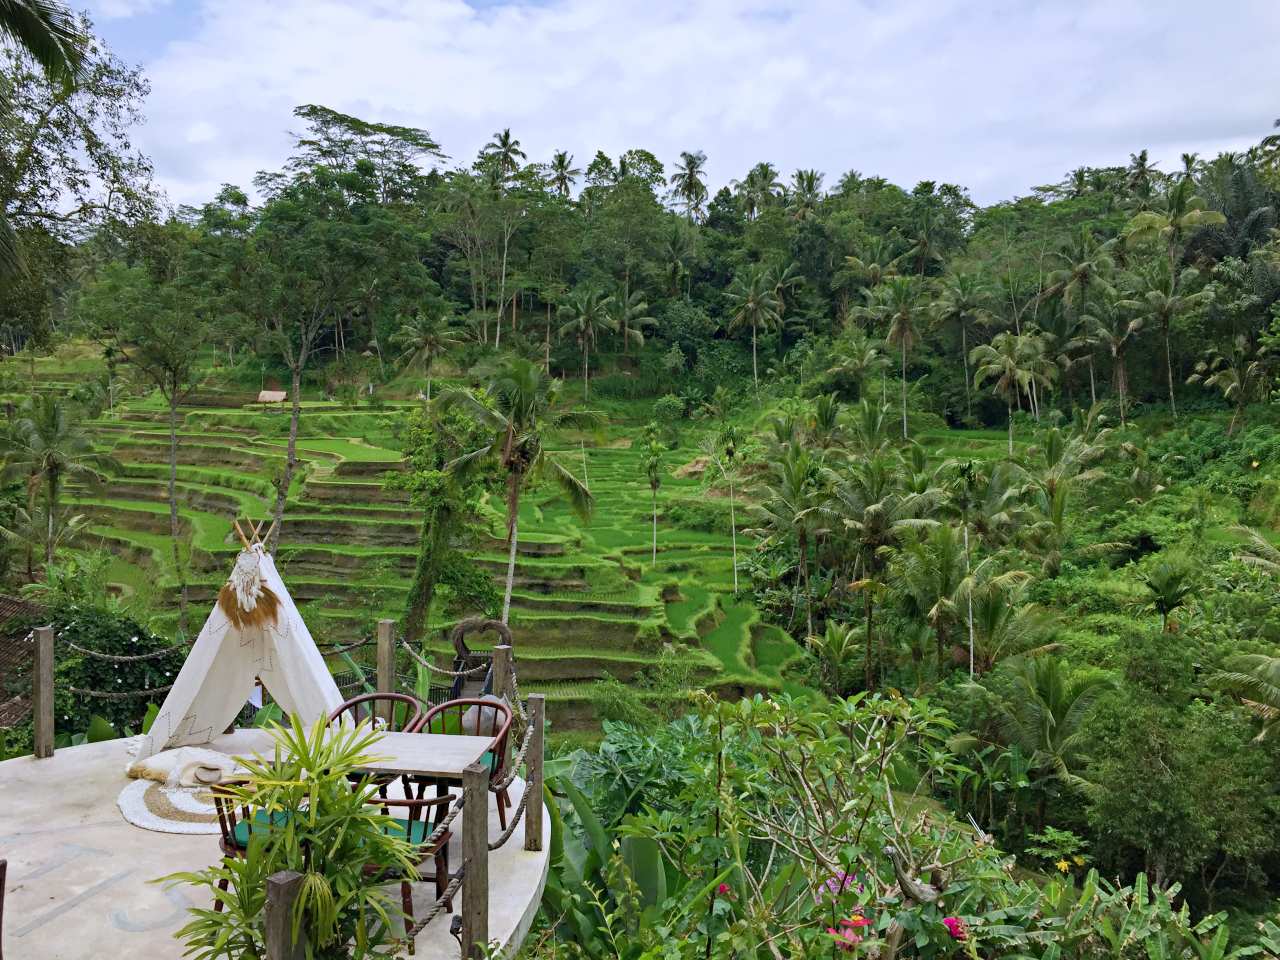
[961,576,1054,675]
[750,445,825,637]
[0,502,86,581]
[1084,295,1144,426]
[1126,149,1160,201]
[809,620,860,697]
[1124,177,1226,262]
[608,288,653,357]
[482,127,526,179]
[436,358,601,623]
[827,329,890,402]
[389,312,460,402]
[660,222,696,299]
[1230,523,1280,576]
[669,150,708,221]
[700,427,742,592]
[881,276,923,439]
[642,438,663,568]
[1213,654,1280,741]
[990,656,1114,829]
[787,169,824,220]
[971,332,1040,455]
[827,454,935,689]
[547,150,581,197]
[1042,228,1115,406]
[843,237,901,292]
[1187,334,1272,435]
[731,162,782,219]
[933,272,993,420]
[556,288,615,401]
[725,264,782,402]
[1136,554,1197,632]
[1117,261,1215,419]
[893,523,967,667]
[0,0,84,274]
[3,395,115,569]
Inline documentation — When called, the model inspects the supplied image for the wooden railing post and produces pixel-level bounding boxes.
[265,870,307,960]
[1,857,7,960]
[460,761,489,959]
[491,644,512,701]
[523,694,545,852]
[376,619,395,723]
[32,626,54,759]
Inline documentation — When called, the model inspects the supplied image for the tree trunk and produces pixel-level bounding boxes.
[1163,320,1178,419]
[544,302,551,369]
[900,340,908,439]
[751,323,760,402]
[582,341,590,401]
[651,486,658,568]
[728,472,739,593]
[800,530,813,639]
[961,322,971,420]
[1088,354,1096,407]
[269,366,302,553]
[404,503,446,642]
[501,472,521,625]
[864,591,875,691]
[169,396,189,635]
[1007,400,1014,455]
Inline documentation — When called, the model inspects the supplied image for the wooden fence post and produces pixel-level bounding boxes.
[1,857,7,960]
[32,626,53,759]
[376,619,395,723]
[491,644,512,701]
[523,694,545,852]
[460,761,490,959]
[265,870,307,960]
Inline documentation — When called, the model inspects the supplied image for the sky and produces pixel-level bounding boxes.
[82,0,1280,210]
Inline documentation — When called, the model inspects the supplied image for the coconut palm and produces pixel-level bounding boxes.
[1135,554,1197,632]
[2,394,116,568]
[731,162,782,220]
[843,237,902,292]
[725,264,782,401]
[557,288,616,401]
[750,445,826,637]
[1116,261,1215,420]
[827,454,936,689]
[660,222,697,299]
[436,358,601,623]
[970,332,1038,455]
[990,656,1114,827]
[809,620,860,697]
[669,150,708,221]
[389,312,460,402]
[641,438,664,568]
[1084,295,1144,426]
[880,275,923,439]
[0,0,84,274]
[1124,177,1226,262]
[546,150,581,197]
[699,427,743,592]
[1187,334,1272,435]
[827,329,890,402]
[608,288,653,357]
[481,127,526,179]
[960,576,1054,675]
[933,272,994,420]
[1230,523,1280,576]
[787,169,824,220]
[1213,654,1280,741]
[0,503,87,581]
[893,523,968,667]
[1042,229,1115,405]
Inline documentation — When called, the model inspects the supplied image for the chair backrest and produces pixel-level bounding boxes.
[327,692,425,733]
[419,696,512,740]
[211,780,253,849]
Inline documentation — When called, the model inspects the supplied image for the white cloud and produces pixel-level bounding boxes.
[127,0,1280,207]
[87,0,172,19]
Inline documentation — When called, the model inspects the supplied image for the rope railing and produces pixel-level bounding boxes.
[402,867,466,943]
[398,639,489,678]
[61,639,184,663]
[314,636,374,656]
[64,682,174,700]
[492,716,536,794]
[488,785,530,851]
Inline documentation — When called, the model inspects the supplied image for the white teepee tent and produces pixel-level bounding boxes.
[135,543,342,760]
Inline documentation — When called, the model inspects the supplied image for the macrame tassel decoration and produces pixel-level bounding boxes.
[217,547,280,629]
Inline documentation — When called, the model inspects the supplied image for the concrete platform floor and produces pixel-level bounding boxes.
[0,730,549,959]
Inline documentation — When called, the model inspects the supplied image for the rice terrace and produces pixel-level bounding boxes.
[3,2,1280,959]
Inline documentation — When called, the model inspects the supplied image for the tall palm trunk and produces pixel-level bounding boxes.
[582,339,590,401]
[864,589,875,691]
[44,472,56,569]
[651,485,658,568]
[964,524,974,678]
[269,366,303,552]
[728,472,739,592]
[961,322,972,420]
[169,396,189,634]
[900,340,908,439]
[751,322,760,402]
[1088,355,1096,406]
[1162,319,1178,419]
[502,470,522,625]
[1006,400,1014,455]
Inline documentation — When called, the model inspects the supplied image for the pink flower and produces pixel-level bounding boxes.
[814,870,859,903]
[942,917,969,942]
[716,883,730,896]
[844,914,871,928]
[826,926,864,952]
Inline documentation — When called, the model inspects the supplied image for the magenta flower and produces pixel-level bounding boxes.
[942,917,969,942]
[717,883,730,896]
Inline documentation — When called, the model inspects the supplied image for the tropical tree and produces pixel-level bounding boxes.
[1186,334,1272,434]
[547,150,581,197]
[881,275,923,439]
[725,264,781,401]
[436,358,601,622]
[750,445,826,637]
[971,332,1037,454]
[389,311,460,402]
[557,288,616,401]
[933,272,993,420]
[1084,295,1145,426]
[668,150,708,221]
[961,576,1054,675]
[988,656,1114,829]
[787,169,824,220]
[1117,262,1215,419]
[2,394,115,570]
[827,328,890,402]
[1213,654,1280,741]
[608,288,653,356]
[700,427,742,593]
[842,237,901,292]
[893,523,968,667]
[1135,554,1197,633]
[0,0,85,274]
[1124,177,1226,262]
[731,162,782,219]
[482,127,526,179]
[809,620,859,697]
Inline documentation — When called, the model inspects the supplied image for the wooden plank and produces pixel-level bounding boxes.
[460,761,489,959]
[265,870,307,960]
[491,644,512,702]
[357,732,492,779]
[523,694,545,852]
[1,857,6,960]
[32,626,54,759]
[376,618,395,723]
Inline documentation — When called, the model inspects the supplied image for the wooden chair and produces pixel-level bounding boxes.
[416,697,515,828]
[328,692,427,797]
[364,792,458,954]
[211,779,286,911]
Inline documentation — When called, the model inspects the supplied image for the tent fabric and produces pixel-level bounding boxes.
[134,545,342,759]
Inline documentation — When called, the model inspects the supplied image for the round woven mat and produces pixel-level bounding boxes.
[117,779,222,835]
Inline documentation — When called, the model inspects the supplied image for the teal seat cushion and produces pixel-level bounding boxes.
[382,817,436,846]
[231,809,291,847]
